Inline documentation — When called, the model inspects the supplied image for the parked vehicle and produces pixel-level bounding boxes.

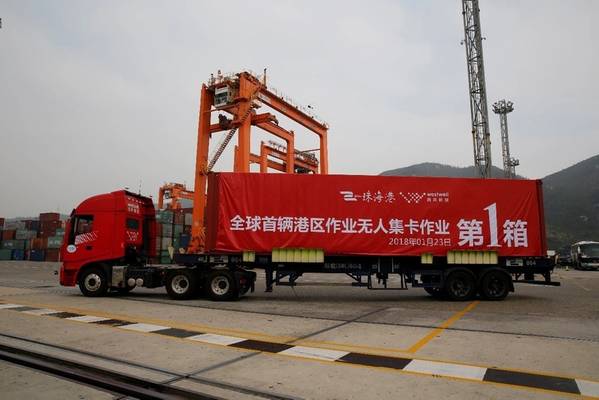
[59,173,557,301]
[557,253,572,267]
[570,241,599,270]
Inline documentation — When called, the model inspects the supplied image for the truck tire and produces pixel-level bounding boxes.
[479,269,510,300]
[78,267,109,297]
[165,269,198,300]
[206,270,238,301]
[444,269,476,301]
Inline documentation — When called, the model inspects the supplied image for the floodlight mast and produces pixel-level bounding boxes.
[492,99,519,178]
[462,0,492,178]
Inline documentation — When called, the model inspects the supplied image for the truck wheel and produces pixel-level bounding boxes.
[78,267,109,297]
[444,269,476,301]
[424,287,446,299]
[479,270,510,300]
[165,270,197,300]
[206,270,238,301]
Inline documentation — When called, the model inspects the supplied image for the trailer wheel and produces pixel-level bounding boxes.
[444,269,476,301]
[165,270,197,300]
[78,267,109,297]
[479,269,510,300]
[206,271,237,301]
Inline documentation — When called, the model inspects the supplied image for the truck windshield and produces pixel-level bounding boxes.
[580,244,599,258]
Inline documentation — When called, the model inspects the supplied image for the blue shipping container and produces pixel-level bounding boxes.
[11,249,25,260]
[179,234,191,249]
[29,249,45,262]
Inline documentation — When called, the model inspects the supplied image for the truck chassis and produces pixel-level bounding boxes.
[75,252,557,302]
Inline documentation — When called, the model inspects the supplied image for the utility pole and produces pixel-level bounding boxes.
[461,0,492,178]
[492,99,519,178]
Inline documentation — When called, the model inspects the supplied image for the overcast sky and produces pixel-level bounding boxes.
[1,1,597,217]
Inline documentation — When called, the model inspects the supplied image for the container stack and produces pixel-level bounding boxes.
[154,208,193,264]
[0,212,65,261]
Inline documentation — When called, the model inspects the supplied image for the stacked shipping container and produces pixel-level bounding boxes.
[0,213,64,261]
[155,208,193,264]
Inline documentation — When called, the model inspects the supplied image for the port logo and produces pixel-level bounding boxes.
[399,192,427,204]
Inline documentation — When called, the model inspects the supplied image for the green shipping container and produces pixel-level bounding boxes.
[156,210,174,224]
[159,250,172,264]
[1,240,26,250]
[0,249,12,260]
[55,228,65,237]
[15,230,37,240]
[160,237,172,250]
[47,236,63,249]
[161,223,173,238]
[173,224,184,236]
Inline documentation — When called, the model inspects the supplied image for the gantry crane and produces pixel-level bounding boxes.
[492,99,519,178]
[461,0,492,178]
[157,183,194,210]
[190,71,329,252]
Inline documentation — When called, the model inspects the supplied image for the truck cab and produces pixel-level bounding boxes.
[59,190,156,288]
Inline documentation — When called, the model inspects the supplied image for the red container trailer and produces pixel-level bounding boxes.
[60,173,557,301]
[205,173,546,257]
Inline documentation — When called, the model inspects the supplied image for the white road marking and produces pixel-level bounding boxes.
[67,315,110,323]
[0,304,22,309]
[187,333,246,346]
[279,346,349,361]
[22,308,60,316]
[118,323,170,332]
[576,379,599,397]
[403,359,487,381]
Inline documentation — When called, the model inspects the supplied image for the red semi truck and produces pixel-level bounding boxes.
[59,173,558,301]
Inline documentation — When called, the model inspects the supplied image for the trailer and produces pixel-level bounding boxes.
[59,172,558,301]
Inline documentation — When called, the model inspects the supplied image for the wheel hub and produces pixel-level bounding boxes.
[211,276,230,296]
[84,273,102,292]
[171,275,190,294]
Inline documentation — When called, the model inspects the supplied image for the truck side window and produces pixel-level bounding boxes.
[68,215,94,244]
[126,218,139,230]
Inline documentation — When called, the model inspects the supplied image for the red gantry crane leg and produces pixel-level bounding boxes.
[189,71,329,253]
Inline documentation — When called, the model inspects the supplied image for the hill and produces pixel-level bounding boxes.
[380,163,524,179]
[542,155,599,250]
[380,155,599,250]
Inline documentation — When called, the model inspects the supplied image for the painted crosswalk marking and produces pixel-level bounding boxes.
[403,359,487,381]
[119,323,171,333]
[2,301,598,399]
[187,333,246,346]
[67,315,110,323]
[279,346,349,361]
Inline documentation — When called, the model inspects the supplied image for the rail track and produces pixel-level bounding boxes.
[0,333,298,400]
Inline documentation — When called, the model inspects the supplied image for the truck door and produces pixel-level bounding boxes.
[63,215,99,262]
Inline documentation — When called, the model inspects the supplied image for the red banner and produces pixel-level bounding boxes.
[207,173,546,257]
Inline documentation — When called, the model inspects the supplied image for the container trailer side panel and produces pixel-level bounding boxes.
[208,173,546,257]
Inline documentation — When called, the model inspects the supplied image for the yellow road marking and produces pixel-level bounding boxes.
[407,300,479,353]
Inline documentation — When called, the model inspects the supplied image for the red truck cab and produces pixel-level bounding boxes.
[60,190,156,287]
